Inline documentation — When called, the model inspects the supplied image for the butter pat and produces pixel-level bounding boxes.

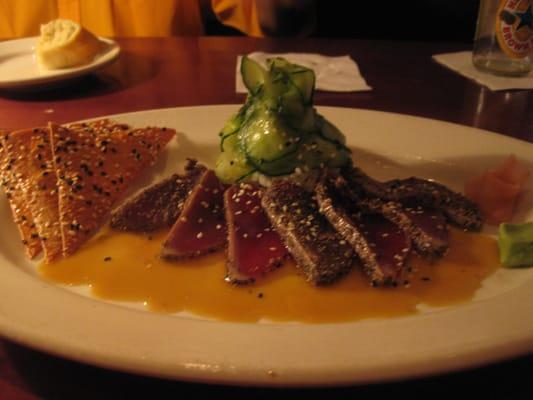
[36,19,103,69]
[498,222,533,267]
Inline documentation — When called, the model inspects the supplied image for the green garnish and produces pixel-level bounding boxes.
[215,56,351,183]
[498,222,533,268]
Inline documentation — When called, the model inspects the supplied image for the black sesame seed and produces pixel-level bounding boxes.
[104,256,112,262]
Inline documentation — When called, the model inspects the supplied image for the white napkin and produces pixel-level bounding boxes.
[433,51,533,91]
[235,52,372,93]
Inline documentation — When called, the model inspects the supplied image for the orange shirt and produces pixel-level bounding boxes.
[0,0,204,39]
[211,0,262,37]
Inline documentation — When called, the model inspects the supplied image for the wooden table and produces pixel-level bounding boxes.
[0,37,532,399]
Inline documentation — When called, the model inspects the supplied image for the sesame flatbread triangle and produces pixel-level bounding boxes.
[0,130,43,259]
[49,122,175,257]
[4,128,64,262]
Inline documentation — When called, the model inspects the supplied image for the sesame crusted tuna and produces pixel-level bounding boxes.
[382,200,449,258]
[316,173,411,285]
[335,169,449,258]
[110,159,206,232]
[161,169,227,259]
[224,182,288,284]
[262,180,356,285]
[341,164,483,231]
[386,177,483,231]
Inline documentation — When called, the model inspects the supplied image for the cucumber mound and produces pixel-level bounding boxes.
[215,56,351,183]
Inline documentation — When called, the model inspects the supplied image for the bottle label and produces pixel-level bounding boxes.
[496,0,532,58]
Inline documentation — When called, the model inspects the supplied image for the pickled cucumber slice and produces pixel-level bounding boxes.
[297,134,351,171]
[240,106,301,176]
[216,133,254,183]
[215,56,351,183]
[498,222,533,267]
[241,56,265,95]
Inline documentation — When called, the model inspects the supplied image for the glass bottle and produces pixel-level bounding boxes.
[472,0,532,76]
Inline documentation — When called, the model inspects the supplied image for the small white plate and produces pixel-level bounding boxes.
[0,36,120,90]
[0,106,532,386]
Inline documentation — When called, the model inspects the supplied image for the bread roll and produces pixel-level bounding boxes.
[36,19,103,69]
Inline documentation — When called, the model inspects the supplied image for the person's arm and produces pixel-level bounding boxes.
[255,0,316,37]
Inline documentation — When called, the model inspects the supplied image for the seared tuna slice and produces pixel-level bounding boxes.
[224,183,288,283]
[262,180,356,285]
[161,169,226,259]
[110,159,206,232]
[340,164,388,198]
[341,165,483,231]
[316,174,411,285]
[386,177,483,231]
[373,200,449,258]
[335,168,449,257]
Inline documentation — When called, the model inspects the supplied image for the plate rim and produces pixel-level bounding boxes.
[0,105,532,386]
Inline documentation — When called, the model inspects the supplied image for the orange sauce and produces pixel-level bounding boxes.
[39,229,500,323]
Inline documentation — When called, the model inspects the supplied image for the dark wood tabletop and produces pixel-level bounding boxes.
[0,37,532,399]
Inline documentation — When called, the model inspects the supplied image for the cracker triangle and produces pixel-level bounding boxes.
[49,122,175,257]
[4,128,64,262]
[0,130,43,259]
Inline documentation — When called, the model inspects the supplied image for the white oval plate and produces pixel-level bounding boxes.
[0,106,532,386]
[0,36,120,90]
